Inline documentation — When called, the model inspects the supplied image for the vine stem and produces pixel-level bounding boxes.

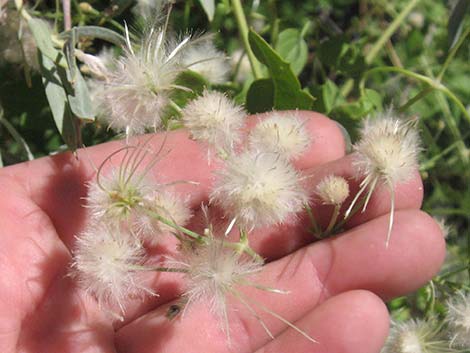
[365,0,420,64]
[231,0,262,79]
[63,0,71,30]
[359,66,470,124]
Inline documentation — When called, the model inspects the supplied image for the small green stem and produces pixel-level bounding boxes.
[231,0,262,79]
[365,0,420,64]
[334,195,367,231]
[437,26,470,82]
[130,265,188,273]
[437,265,470,281]
[304,203,321,238]
[143,208,204,242]
[398,86,433,112]
[324,204,341,236]
[229,229,263,262]
[360,66,470,125]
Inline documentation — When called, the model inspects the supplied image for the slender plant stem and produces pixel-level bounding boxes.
[365,0,420,64]
[0,115,34,161]
[143,208,204,242]
[334,195,367,231]
[231,0,262,79]
[130,265,189,273]
[304,203,321,237]
[62,0,71,30]
[360,66,470,124]
[398,86,433,112]
[324,204,340,236]
[437,26,470,82]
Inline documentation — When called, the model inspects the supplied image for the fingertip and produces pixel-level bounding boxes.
[257,290,389,353]
[245,111,346,169]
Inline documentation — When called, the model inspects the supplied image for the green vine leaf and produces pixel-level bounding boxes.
[248,29,314,111]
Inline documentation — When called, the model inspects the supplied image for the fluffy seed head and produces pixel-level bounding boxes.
[173,236,263,329]
[181,90,245,152]
[211,150,308,229]
[181,39,230,84]
[86,166,153,224]
[71,224,152,313]
[445,291,470,348]
[315,175,349,205]
[248,113,311,160]
[382,319,455,353]
[136,190,192,245]
[353,110,420,186]
[96,26,192,135]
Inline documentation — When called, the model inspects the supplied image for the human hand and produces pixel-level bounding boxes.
[0,111,445,353]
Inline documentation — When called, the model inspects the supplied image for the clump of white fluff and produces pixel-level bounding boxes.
[382,319,454,353]
[346,109,421,246]
[354,112,420,186]
[96,26,193,135]
[248,113,311,160]
[181,39,230,84]
[315,175,349,206]
[136,190,192,245]
[71,223,153,314]
[173,236,263,335]
[86,166,154,224]
[211,150,308,229]
[181,90,246,152]
[445,291,470,348]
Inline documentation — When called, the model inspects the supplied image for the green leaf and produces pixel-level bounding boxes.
[246,79,274,114]
[27,18,62,62]
[198,0,215,21]
[248,30,314,110]
[448,0,470,49]
[59,26,127,47]
[311,79,341,114]
[172,70,207,105]
[67,69,96,121]
[274,28,308,75]
[39,54,80,151]
[63,33,95,121]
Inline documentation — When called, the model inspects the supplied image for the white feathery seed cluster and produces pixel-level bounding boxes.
[248,113,311,160]
[382,319,456,353]
[347,109,421,246]
[181,39,230,84]
[174,236,263,334]
[315,175,349,206]
[86,166,154,223]
[211,150,308,229]
[181,90,246,152]
[96,26,193,135]
[72,224,152,314]
[445,291,470,348]
[136,190,192,245]
[354,112,420,186]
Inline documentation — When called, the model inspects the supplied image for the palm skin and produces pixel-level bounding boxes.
[0,111,445,353]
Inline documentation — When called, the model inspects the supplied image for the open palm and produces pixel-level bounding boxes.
[0,111,445,353]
